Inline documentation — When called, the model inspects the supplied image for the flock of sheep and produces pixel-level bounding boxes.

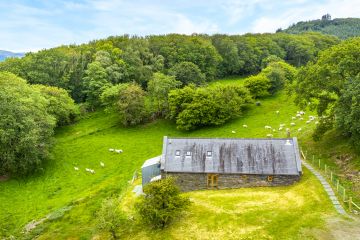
[232,110,319,138]
[73,148,123,173]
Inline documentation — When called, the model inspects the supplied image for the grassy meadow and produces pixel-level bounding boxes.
[0,77,339,239]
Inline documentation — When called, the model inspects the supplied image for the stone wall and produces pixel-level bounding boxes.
[161,171,301,192]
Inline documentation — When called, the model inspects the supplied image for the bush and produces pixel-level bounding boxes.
[244,75,271,98]
[168,84,252,130]
[101,83,148,126]
[96,198,127,239]
[262,61,297,94]
[135,177,190,229]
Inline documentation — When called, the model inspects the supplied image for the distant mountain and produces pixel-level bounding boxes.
[280,16,360,39]
[0,50,25,61]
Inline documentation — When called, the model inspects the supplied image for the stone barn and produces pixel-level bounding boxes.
[142,136,302,192]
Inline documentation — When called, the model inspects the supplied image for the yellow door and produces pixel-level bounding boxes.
[207,174,218,188]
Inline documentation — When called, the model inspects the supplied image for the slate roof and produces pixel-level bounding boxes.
[161,137,302,175]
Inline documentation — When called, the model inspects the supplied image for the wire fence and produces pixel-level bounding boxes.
[301,149,360,214]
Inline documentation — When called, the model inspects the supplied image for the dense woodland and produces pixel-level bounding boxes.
[2,30,360,178]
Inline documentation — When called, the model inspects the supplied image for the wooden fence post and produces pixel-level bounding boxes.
[349,197,352,212]
[330,171,333,183]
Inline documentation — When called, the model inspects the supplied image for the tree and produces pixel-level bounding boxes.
[83,61,110,109]
[0,72,56,176]
[335,75,360,150]
[295,37,360,143]
[244,75,271,98]
[135,177,190,229]
[32,85,78,126]
[96,198,127,240]
[169,61,206,86]
[147,72,181,117]
[101,83,147,126]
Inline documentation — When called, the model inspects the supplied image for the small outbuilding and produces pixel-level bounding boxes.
[142,136,302,191]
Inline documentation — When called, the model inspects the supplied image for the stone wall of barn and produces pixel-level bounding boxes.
[161,171,301,192]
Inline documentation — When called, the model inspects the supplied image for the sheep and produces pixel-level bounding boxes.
[264,126,272,129]
[290,122,296,126]
[115,149,123,154]
[85,168,90,172]
[279,124,285,127]
[231,130,236,133]
[242,125,248,128]
[74,167,79,171]
[292,117,296,120]
[266,134,273,138]
[279,127,283,131]
[276,111,279,115]
[90,169,95,174]
[306,120,311,124]
[272,129,276,132]
[100,162,105,167]
[298,128,302,132]
[109,148,114,152]
[296,114,301,118]
[300,117,304,120]
[315,121,319,125]
[299,111,305,115]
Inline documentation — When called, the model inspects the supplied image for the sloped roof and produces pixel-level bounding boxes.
[161,137,302,175]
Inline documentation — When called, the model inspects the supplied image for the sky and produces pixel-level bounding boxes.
[1,0,359,52]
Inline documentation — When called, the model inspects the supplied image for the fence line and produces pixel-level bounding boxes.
[301,149,360,214]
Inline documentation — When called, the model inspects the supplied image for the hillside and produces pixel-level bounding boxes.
[281,17,360,39]
[0,77,350,239]
[0,50,24,61]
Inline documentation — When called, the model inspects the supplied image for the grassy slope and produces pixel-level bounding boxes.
[116,167,333,240]
[0,78,337,238]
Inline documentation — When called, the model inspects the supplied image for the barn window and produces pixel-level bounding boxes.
[186,151,192,156]
[267,176,273,182]
[207,151,212,157]
[175,150,180,156]
[207,174,218,188]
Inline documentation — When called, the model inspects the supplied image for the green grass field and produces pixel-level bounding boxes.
[0,78,339,239]
[114,167,334,240]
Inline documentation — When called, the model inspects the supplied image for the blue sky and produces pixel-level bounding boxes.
[1,0,359,52]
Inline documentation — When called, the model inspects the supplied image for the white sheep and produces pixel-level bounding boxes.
[231,130,236,133]
[272,129,276,132]
[85,168,90,172]
[90,169,95,174]
[296,114,301,118]
[100,162,105,167]
[276,111,280,114]
[279,124,285,127]
[109,148,114,152]
[299,111,305,115]
[74,167,79,171]
[242,125,248,128]
[306,120,311,124]
[315,121,319,125]
[290,122,296,126]
[279,127,283,131]
[292,117,296,120]
[300,118,304,120]
[115,149,123,154]
[298,128,302,132]
[265,126,272,129]
[266,134,273,138]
